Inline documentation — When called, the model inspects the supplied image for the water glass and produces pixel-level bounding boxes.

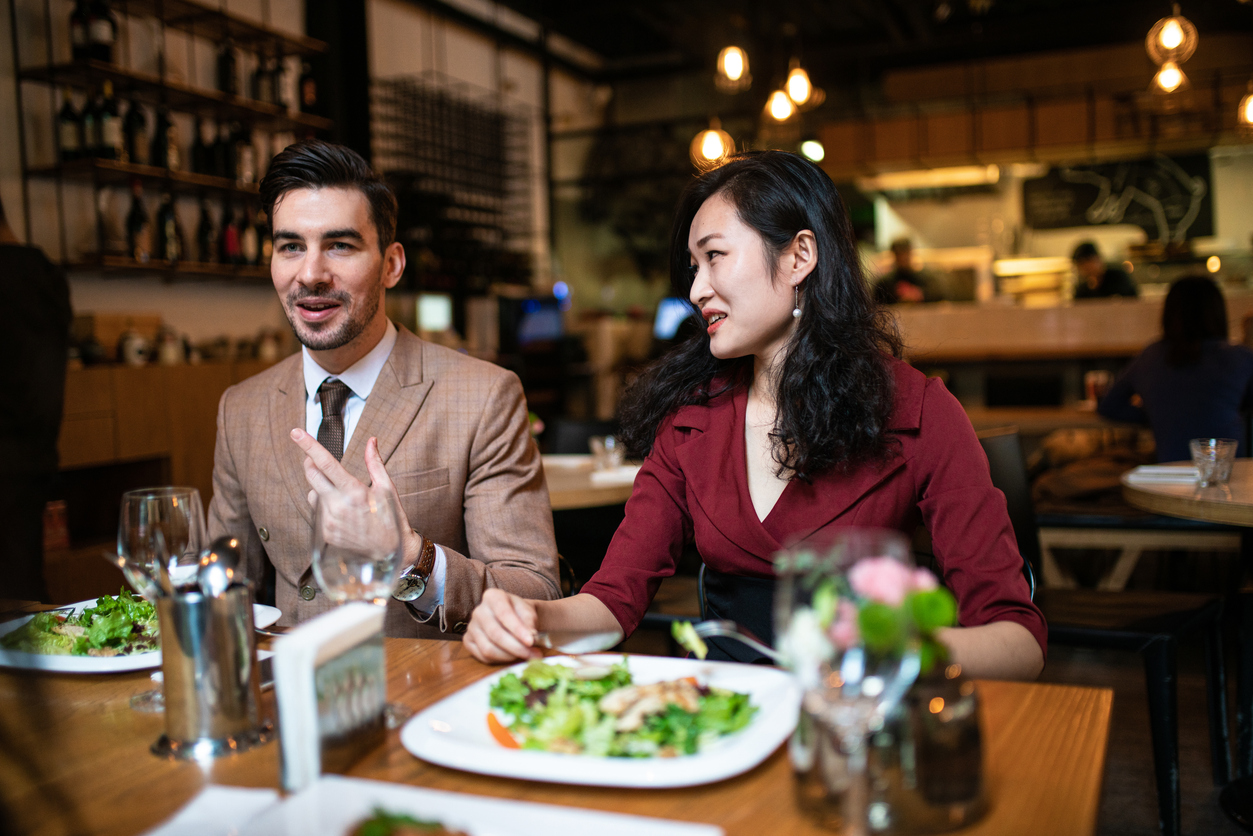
[1190,438,1237,488]
[114,487,207,598]
[311,486,405,605]
[589,435,624,470]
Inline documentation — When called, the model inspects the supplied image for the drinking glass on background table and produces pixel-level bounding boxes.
[775,528,926,836]
[1190,437,1237,488]
[589,435,624,471]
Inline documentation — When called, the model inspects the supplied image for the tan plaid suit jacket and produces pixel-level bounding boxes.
[207,325,560,637]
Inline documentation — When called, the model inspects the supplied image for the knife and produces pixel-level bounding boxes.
[533,629,623,655]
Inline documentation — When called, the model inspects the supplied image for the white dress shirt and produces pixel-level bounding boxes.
[301,322,446,613]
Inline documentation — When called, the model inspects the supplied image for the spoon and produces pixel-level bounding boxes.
[198,535,244,598]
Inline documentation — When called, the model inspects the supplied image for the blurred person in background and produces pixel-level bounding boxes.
[0,195,71,602]
[1072,241,1137,299]
[1098,275,1253,462]
[873,237,942,304]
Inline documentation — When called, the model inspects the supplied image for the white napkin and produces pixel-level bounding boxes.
[590,465,641,485]
[140,785,279,836]
[1125,465,1200,484]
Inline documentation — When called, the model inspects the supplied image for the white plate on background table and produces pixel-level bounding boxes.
[0,599,281,673]
[238,775,724,836]
[400,653,801,788]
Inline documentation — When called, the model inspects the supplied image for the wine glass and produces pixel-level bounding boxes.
[775,528,923,836]
[112,487,207,712]
[114,487,207,599]
[310,484,405,605]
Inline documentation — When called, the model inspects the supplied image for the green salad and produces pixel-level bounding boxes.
[487,658,756,758]
[0,590,158,657]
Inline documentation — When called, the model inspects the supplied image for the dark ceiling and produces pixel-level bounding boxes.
[495,0,1253,83]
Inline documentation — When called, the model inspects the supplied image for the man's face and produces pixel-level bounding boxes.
[1075,255,1103,282]
[270,186,402,353]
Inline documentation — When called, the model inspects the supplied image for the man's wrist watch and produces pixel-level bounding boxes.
[392,534,437,602]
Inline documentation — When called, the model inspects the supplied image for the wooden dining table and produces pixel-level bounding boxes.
[0,638,1112,836]
[542,454,637,511]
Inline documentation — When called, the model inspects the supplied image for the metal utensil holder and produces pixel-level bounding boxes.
[152,584,273,759]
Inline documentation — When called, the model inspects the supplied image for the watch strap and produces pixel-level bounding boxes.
[412,533,437,580]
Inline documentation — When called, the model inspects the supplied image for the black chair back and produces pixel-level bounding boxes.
[977,426,1038,601]
[546,418,619,455]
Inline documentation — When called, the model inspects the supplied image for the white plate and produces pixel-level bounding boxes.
[239,775,723,836]
[0,599,281,673]
[400,654,801,788]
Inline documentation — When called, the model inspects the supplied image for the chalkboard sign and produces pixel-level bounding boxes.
[1023,154,1212,241]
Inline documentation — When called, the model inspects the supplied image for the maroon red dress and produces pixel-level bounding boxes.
[580,359,1047,657]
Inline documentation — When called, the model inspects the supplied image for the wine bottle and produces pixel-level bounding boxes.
[221,202,242,265]
[196,200,218,264]
[69,0,90,63]
[80,89,100,159]
[97,80,122,160]
[86,0,118,64]
[154,191,182,264]
[216,38,238,96]
[252,56,275,105]
[126,179,151,263]
[191,117,209,175]
[214,121,235,180]
[272,51,289,110]
[255,207,272,265]
[58,90,82,163]
[122,100,148,165]
[240,205,259,266]
[234,123,255,185]
[150,107,179,171]
[298,61,317,113]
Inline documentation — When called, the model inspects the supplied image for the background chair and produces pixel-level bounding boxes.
[978,425,1231,836]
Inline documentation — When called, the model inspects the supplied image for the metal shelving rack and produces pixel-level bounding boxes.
[8,0,331,280]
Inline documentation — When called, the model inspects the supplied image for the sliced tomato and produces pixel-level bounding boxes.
[487,712,520,749]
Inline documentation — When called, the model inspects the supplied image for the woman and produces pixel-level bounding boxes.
[466,151,1044,680]
[1098,275,1253,462]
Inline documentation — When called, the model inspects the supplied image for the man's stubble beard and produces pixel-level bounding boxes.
[284,280,382,352]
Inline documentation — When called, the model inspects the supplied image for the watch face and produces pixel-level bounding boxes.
[392,573,427,602]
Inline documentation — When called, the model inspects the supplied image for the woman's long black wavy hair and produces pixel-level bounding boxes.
[618,150,903,482]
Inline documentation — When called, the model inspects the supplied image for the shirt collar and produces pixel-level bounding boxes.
[302,320,398,401]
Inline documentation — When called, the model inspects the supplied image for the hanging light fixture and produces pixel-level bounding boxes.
[715,46,751,93]
[690,118,734,169]
[766,90,796,122]
[799,139,825,162]
[784,59,826,111]
[1239,81,1253,132]
[1146,4,1198,66]
[1152,60,1189,94]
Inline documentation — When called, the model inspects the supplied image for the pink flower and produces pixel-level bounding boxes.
[848,556,915,606]
[829,600,860,649]
[911,568,938,591]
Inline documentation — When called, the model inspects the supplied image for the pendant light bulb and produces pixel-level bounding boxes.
[690,118,734,170]
[1153,61,1187,94]
[786,62,812,106]
[1146,5,1198,66]
[767,90,796,122]
[1239,81,1253,130]
[1159,19,1183,50]
[715,46,751,93]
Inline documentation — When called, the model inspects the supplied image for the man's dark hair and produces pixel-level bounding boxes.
[1072,241,1100,262]
[1162,275,1228,366]
[618,150,903,482]
[259,140,397,253]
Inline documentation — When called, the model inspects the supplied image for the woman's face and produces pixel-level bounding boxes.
[688,192,798,364]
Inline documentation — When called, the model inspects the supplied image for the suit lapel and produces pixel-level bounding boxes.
[345,327,433,476]
[269,356,313,527]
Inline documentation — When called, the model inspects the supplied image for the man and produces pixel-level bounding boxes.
[207,140,560,637]
[873,238,941,304]
[1072,241,1138,299]
[0,196,71,602]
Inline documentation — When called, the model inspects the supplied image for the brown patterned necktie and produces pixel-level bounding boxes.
[316,378,352,461]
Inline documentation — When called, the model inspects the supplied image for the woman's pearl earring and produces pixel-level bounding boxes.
[792,286,802,318]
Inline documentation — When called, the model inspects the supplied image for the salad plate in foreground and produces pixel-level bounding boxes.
[400,654,800,788]
[0,596,281,673]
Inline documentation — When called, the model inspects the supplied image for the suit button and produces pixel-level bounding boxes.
[300,585,316,601]
[452,621,468,634]
[259,527,269,541]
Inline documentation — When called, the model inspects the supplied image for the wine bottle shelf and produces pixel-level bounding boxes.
[21,61,331,133]
[68,255,271,281]
[27,158,261,197]
[113,0,325,58]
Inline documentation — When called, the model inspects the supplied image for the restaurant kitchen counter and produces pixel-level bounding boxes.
[0,638,1113,836]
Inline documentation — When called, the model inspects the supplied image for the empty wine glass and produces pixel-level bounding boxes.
[776,528,923,836]
[112,487,206,713]
[310,485,405,605]
[113,487,207,600]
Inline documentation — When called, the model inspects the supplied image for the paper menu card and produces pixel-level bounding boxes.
[272,602,386,792]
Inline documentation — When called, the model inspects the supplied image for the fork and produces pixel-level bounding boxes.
[688,620,784,664]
